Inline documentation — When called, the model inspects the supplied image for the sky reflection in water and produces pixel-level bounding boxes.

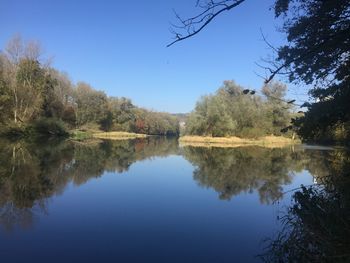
[0,138,332,262]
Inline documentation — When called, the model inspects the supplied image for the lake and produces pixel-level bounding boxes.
[0,137,335,262]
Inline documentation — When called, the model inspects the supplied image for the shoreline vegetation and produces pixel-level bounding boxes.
[92,131,148,140]
[69,130,148,141]
[0,36,180,140]
[69,130,300,149]
[179,135,299,148]
[1,36,348,146]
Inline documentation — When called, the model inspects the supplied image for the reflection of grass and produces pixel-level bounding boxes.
[179,135,300,148]
[69,130,148,141]
[70,130,93,141]
[92,131,148,140]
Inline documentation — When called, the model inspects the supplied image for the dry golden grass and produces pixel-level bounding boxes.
[179,135,300,148]
[92,131,148,140]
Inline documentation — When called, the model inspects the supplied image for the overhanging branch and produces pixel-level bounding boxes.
[167,0,246,47]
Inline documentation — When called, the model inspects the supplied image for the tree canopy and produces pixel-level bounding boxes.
[0,36,180,137]
[185,80,294,138]
[274,0,350,143]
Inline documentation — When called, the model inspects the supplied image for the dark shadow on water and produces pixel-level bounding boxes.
[259,148,350,262]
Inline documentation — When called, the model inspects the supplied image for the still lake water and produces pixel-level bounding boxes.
[0,137,334,262]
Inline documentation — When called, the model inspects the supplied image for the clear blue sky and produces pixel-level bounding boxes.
[0,0,307,113]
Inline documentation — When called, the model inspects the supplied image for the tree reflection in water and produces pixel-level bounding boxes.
[0,138,339,235]
[182,146,332,204]
[0,137,179,230]
[260,149,350,262]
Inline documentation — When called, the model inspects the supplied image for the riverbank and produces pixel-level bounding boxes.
[92,131,148,140]
[69,130,148,141]
[179,135,300,148]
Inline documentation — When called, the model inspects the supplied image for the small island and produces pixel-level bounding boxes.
[179,135,298,148]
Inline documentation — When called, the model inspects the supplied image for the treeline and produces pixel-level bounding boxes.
[0,36,179,137]
[184,80,295,138]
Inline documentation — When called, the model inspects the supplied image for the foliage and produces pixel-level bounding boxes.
[69,130,92,141]
[75,82,108,127]
[99,111,113,131]
[185,80,293,138]
[0,123,27,138]
[0,36,179,137]
[262,82,292,135]
[261,150,350,262]
[273,0,350,144]
[186,94,237,137]
[0,61,12,125]
[29,118,68,137]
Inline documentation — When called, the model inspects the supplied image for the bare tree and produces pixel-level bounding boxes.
[2,35,45,123]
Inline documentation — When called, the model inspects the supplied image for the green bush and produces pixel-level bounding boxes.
[238,127,266,139]
[0,123,27,138]
[30,118,68,137]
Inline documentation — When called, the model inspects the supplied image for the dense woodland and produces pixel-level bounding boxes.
[184,80,295,138]
[0,36,179,137]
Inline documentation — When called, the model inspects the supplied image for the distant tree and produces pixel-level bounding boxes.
[217,80,267,137]
[186,94,236,136]
[185,80,291,138]
[74,82,108,127]
[99,110,113,131]
[61,106,76,127]
[14,58,46,122]
[262,81,292,135]
[0,57,12,124]
[106,97,135,131]
[0,36,50,124]
[41,75,66,119]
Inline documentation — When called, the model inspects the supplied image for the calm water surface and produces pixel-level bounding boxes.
[0,138,334,262]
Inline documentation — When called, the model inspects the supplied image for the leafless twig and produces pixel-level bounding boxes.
[167,0,246,47]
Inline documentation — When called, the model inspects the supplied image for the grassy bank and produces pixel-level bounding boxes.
[69,130,148,141]
[92,131,148,140]
[179,135,300,148]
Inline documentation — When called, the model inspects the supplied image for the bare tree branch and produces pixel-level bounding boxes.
[167,0,246,47]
